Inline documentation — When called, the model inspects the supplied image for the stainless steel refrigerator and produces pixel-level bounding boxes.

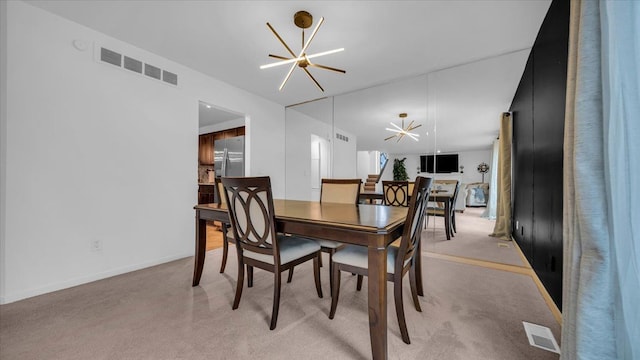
[214,135,245,178]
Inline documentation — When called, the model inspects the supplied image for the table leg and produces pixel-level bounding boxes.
[444,200,451,240]
[368,245,388,360]
[192,211,207,286]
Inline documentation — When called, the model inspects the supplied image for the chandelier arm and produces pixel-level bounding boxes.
[390,122,404,131]
[302,68,324,92]
[266,22,297,57]
[385,128,403,133]
[406,133,420,141]
[279,63,298,91]
[269,54,292,60]
[307,62,346,74]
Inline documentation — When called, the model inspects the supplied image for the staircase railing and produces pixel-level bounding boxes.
[375,153,389,183]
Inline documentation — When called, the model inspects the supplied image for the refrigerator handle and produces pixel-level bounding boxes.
[221,148,228,176]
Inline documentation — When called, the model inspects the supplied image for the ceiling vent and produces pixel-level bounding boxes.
[97,46,178,87]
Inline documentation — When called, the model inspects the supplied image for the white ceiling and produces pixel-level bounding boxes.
[25,0,551,154]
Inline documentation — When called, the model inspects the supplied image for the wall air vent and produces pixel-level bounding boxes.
[100,47,121,67]
[97,46,178,87]
[144,63,161,80]
[336,133,349,142]
[162,70,178,85]
[123,56,142,73]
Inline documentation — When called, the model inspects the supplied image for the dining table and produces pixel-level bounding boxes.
[193,199,409,360]
[358,190,455,240]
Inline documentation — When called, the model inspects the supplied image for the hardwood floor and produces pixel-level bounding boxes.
[206,222,224,251]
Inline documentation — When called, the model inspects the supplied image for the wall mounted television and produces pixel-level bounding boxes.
[420,154,459,173]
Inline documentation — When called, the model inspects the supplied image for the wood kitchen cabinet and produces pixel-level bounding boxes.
[198,184,217,204]
[198,133,214,165]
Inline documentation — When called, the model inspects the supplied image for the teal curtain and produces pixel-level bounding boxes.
[562,1,639,359]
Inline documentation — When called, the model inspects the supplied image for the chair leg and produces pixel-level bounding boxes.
[356,275,364,291]
[232,256,244,310]
[270,272,281,330]
[409,264,422,312]
[287,267,294,283]
[394,277,410,344]
[247,265,254,288]
[313,256,323,298]
[452,211,457,233]
[328,250,335,294]
[219,231,229,273]
[329,265,341,319]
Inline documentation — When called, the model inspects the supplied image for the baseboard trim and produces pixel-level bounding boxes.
[0,253,192,305]
[424,251,532,276]
[510,237,563,325]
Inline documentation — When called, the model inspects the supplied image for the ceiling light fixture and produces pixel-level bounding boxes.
[261,11,345,92]
[385,113,422,142]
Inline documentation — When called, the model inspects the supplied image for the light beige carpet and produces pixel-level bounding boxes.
[423,207,526,267]
[1,245,559,359]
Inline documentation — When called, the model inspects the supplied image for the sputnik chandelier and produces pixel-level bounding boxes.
[385,113,422,142]
[260,11,345,92]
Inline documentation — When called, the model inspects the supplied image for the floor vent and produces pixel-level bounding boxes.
[97,46,178,87]
[497,242,510,248]
[523,321,560,354]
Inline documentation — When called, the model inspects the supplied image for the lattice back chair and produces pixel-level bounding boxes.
[289,178,362,292]
[426,179,460,235]
[221,176,323,330]
[382,181,410,207]
[329,176,433,344]
[215,177,235,273]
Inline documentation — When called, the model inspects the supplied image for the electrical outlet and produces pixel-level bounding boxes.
[90,239,102,252]
[516,221,519,230]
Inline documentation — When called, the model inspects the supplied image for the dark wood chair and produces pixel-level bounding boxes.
[329,176,433,344]
[287,178,362,291]
[221,176,323,330]
[426,179,460,235]
[215,177,235,273]
[382,180,410,207]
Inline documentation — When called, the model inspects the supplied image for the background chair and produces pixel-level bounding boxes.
[328,176,433,344]
[289,178,362,291]
[222,176,323,330]
[426,180,460,236]
[382,181,410,207]
[215,177,235,273]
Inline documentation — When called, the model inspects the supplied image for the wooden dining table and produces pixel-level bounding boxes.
[359,190,455,240]
[193,199,409,360]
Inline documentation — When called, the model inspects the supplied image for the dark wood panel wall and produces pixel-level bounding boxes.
[510,0,569,309]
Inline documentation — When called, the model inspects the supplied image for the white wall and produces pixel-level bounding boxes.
[285,108,332,201]
[0,0,8,301]
[332,128,357,179]
[356,151,371,181]
[456,149,493,184]
[0,2,285,304]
